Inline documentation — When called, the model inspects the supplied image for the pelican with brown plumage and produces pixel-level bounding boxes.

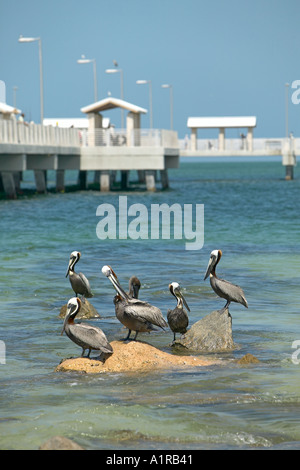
[66,251,93,300]
[204,249,248,311]
[61,297,113,358]
[167,282,190,342]
[102,265,168,341]
[128,276,141,299]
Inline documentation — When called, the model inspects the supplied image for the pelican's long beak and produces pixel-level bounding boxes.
[171,283,190,312]
[66,259,72,278]
[102,266,129,300]
[61,317,67,335]
[204,256,214,280]
[181,293,190,312]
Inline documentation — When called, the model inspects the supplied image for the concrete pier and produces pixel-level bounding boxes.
[145,170,156,192]
[56,170,65,191]
[1,172,17,198]
[99,171,111,192]
[34,170,47,193]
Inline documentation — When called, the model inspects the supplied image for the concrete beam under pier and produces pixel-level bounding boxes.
[0,154,26,172]
[26,154,58,171]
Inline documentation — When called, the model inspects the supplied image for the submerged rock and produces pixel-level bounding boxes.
[174,308,235,352]
[59,299,101,319]
[39,436,84,450]
[55,340,219,374]
[236,353,260,365]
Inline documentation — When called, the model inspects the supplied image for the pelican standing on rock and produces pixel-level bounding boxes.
[204,249,248,311]
[66,251,93,300]
[167,282,190,342]
[102,265,168,341]
[61,297,113,358]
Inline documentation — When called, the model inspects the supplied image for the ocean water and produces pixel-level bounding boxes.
[0,158,300,450]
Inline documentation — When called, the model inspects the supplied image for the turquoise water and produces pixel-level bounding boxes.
[0,159,300,450]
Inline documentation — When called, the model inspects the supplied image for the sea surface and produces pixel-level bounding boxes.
[0,158,299,450]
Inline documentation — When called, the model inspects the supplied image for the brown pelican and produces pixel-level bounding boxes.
[128,276,141,299]
[61,297,113,358]
[167,282,190,342]
[204,249,248,311]
[66,251,93,300]
[102,265,168,340]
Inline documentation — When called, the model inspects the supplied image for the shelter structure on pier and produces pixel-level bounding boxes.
[81,97,147,146]
[187,116,257,151]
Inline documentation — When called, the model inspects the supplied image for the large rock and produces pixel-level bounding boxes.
[59,299,101,319]
[55,340,220,374]
[174,308,235,352]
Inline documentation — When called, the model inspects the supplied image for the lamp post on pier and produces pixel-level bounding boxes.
[285,82,290,138]
[77,55,98,102]
[161,83,173,130]
[136,79,153,129]
[18,35,44,123]
[105,67,124,128]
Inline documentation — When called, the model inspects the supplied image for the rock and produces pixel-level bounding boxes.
[55,340,219,374]
[59,299,101,319]
[39,436,84,450]
[236,353,260,365]
[174,308,235,352]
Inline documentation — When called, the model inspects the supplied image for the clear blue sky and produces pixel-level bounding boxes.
[1,0,300,138]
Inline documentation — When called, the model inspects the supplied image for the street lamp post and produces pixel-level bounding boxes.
[285,82,290,138]
[18,35,44,123]
[136,79,153,129]
[161,84,173,130]
[77,55,98,102]
[105,68,124,128]
[13,86,18,109]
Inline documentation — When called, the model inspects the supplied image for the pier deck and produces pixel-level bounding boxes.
[0,120,297,197]
[0,120,179,197]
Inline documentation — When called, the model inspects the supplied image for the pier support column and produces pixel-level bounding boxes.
[121,171,130,190]
[145,170,156,192]
[191,128,197,150]
[1,172,16,199]
[100,171,110,192]
[218,127,225,151]
[78,171,87,189]
[137,170,145,184]
[282,141,296,180]
[285,165,294,180]
[247,128,253,151]
[13,172,22,193]
[94,171,100,184]
[34,170,47,194]
[56,170,65,192]
[160,169,169,189]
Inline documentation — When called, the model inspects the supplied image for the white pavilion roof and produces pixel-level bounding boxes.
[0,101,21,115]
[81,97,147,115]
[187,116,257,129]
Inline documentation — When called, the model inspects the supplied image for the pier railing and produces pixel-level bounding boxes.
[178,137,298,155]
[81,128,179,148]
[0,120,178,149]
[0,119,80,147]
